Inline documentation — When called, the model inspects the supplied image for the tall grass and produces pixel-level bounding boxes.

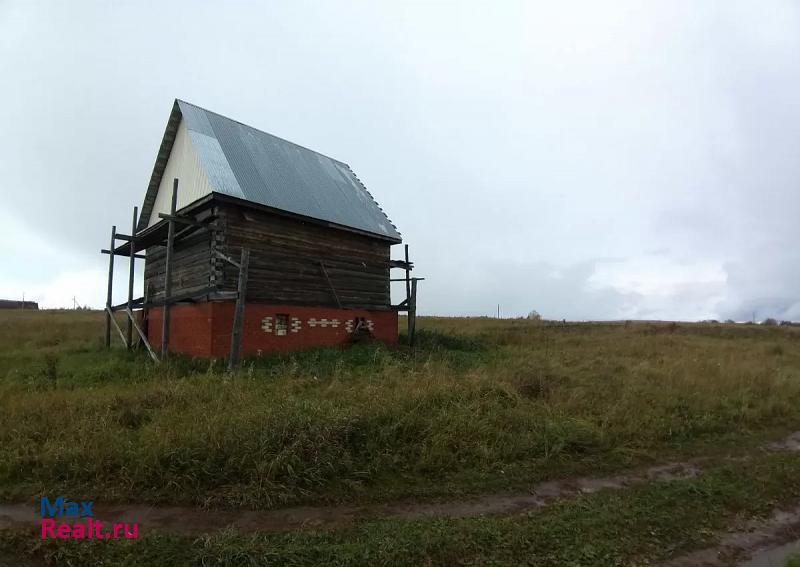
[1,311,800,508]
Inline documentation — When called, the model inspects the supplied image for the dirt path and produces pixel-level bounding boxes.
[657,505,800,566]
[1,432,798,537]
[0,461,702,535]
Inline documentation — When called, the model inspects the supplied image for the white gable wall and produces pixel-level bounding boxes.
[147,118,215,227]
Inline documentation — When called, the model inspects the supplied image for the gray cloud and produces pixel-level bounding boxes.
[1,0,798,319]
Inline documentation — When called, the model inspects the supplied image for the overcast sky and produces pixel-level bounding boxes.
[1,1,798,321]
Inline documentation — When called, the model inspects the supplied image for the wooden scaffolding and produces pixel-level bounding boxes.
[390,245,423,346]
[102,178,421,367]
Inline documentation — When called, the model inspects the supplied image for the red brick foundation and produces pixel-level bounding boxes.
[145,302,398,358]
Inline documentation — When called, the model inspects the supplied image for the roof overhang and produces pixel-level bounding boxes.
[210,193,402,244]
[137,100,182,232]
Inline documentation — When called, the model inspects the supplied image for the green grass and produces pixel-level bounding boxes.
[4,311,800,564]
[3,450,800,566]
[2,311,800,508]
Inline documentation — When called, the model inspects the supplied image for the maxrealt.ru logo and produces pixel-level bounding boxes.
[40,497,138,540]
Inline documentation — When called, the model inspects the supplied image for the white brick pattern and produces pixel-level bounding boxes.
[308,318,340,328]
[345,318,374,334]
[265,315,374,334]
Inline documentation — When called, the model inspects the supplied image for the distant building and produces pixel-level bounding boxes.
[105,100,415,359]
[0,300,39,310]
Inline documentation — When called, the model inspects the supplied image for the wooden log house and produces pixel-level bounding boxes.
[103,100,418,363]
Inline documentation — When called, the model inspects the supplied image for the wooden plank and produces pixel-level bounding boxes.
[239,251,390,272]
[233,262,389,286]
[207,291,239,301]
[174,223,207,242]
[227,228,390,263]
[124,308,159,363]
[404,244,411,310]
[105,306,126,345]
[111,297,144,311]
[142,221,211,305]
[409,278,418,347]
[319,261,343,308]
[221,206,391,260]
[157,212,211,228]
[102,250,146,259]
[213,249,241,268]
[126,206,138,349]
[142,286,217,307]
[223,271,390,295]
[146,255,214,297]
[212,192,401,245]
[243,273,390,294]
[145,236,211,268]
[228,248,250,371]
[104,225,116,348]
[161,179,178,357]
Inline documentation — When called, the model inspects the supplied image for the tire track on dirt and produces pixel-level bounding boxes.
[1,432,798,536]
[657,505,800,566]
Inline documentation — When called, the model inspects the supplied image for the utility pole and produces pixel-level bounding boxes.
[21,292,25,310]
[497,304,500,318]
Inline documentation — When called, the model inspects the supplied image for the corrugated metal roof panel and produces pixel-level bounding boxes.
[138,99,401,241]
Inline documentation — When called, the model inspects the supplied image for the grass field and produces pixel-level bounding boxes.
[2,309,800,565]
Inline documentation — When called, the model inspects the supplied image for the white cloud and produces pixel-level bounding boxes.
[0,209,133,308]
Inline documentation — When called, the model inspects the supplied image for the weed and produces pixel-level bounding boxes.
[4,452,800,566]
[41,354,59,386]
[2,311,800,509]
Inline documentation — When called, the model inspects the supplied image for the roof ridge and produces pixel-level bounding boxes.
[176,99,351,168]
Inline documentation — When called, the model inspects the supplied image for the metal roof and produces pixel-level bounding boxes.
[138,100,401,242]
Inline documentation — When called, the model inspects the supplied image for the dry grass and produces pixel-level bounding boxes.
[1,310,800,509]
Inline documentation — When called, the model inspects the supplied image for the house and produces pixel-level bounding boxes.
[0,300,39,310]
[103,100,416,361]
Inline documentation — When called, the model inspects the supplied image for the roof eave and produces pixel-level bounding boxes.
[211,193,402,244]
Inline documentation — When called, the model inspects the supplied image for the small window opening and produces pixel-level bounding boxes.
[276,314,289,336]
[353,317,371,335]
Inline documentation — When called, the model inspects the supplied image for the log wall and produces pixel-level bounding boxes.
[144,230,212,301]
[143,200,394,311]
[215,204,392,310]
